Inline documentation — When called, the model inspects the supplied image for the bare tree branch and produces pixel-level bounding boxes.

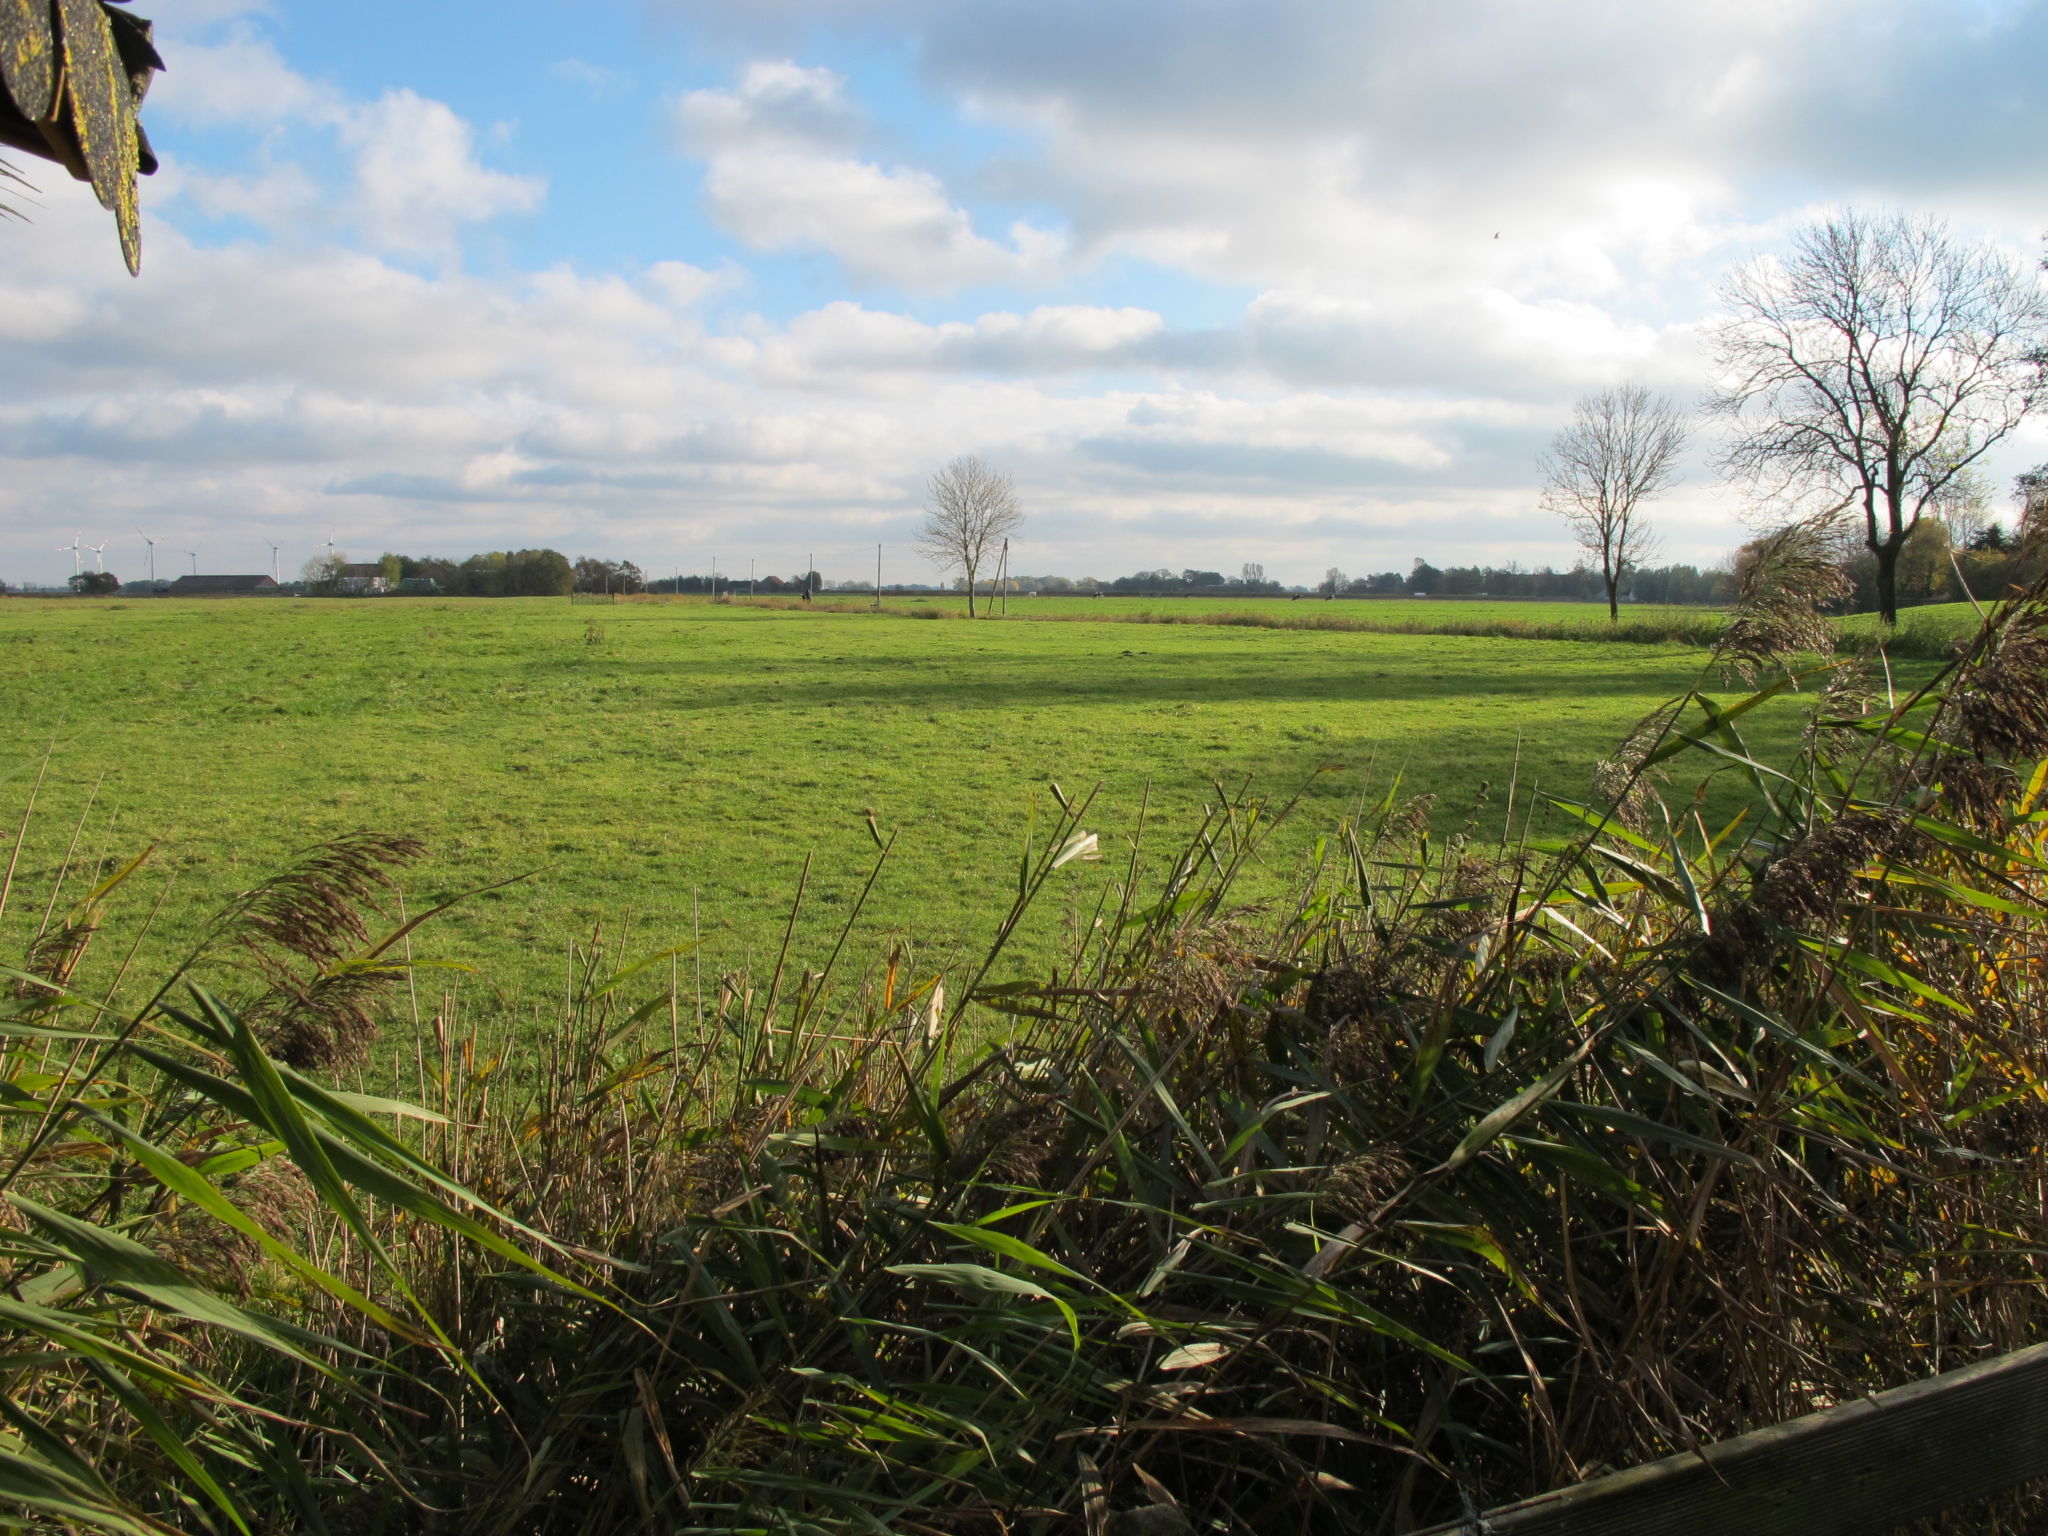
[1539,382,1688,621]
[913,455,1024,618]
[1708,210,2048,624]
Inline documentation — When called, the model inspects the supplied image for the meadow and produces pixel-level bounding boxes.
[0,592,1838,1023]
[6,578,2044,1533]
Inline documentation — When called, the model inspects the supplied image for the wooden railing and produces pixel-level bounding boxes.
[1417,1342,2048,1535]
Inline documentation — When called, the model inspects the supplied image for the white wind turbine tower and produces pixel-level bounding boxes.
[58,532,82,575]
[84,539,107,572]
[264,538,280,583]
[182,547,199,576]
[137,528,158,582]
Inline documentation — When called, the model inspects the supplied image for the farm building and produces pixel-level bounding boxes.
[334,563,388,595]
[163,574,278,596]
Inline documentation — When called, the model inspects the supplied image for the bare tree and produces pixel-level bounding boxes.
[914,455,1023,617]
[1929,463,1995,552]
[1709,211,2048,625]
[1539,382,1688,621]
[1240,561,1265,586]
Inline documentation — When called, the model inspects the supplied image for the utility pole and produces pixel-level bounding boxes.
[1000,538,1010,615]
[750,558,755,598]
[875,543,882,611]
[807,550,814,605]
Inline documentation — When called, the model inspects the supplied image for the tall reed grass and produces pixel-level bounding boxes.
[8,573,2048,1532]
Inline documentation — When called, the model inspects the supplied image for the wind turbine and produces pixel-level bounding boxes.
[58,532,82,575]
[182,548,198,576]
[84,539,107,572]
[137,528,157,582]
[264,538,280,583]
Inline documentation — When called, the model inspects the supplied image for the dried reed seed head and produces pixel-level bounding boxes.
[1721,515,1855,681]
[1935,757,2021,831]
[950,1094,1070,1185]
[1950,604,2048,762]
[247,968,399,1071]
[1591,703,1683,831]
[9,912,100,1000]
[1755,809,1911,927]
[1392,792,1437,841]
[1807,662,1882,755]
[1137,922,1259,1023]
[1419,854,1514,946]
[1693,899,1772,988]
[1323,1016,1398,1085]
[1304,966,1378,1028]
[152,1206,260,1299]
[220,831,425,970]
[671,1136,752,1218]
[1318,1147,1415,1225]
[227,1155,320,1235]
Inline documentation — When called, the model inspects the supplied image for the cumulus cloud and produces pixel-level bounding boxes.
[675,61,1065,290]
[152,36,543,260]
[662,0,2048,296]
[344,92,544,258]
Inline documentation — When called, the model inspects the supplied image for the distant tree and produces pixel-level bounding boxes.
[1894,518,1957,607]
[1709,210,2048,626]
[1539,382,1688,622]
[1180,569,1225,588]
[1241,562,1265,586]
[1407,559,1442,594]
[1926,463,1995,552]
[914,455,1024,617]
[574,557,642,594]
[504,549,573,597]
[2019,466,2048,544]
[457,553,507,597]
[302,549,349,595]
[69,571,118,595]
[1971,523,2011,553]
[1319,567,1347,597]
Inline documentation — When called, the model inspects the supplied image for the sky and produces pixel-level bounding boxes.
[3,0,2047,589]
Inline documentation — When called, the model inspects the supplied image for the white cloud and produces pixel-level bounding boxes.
[149,32,344,128]
[343,90,544,260]
[549,58,623,96]
[152,38,543,260]
[676,61,1065,291]
[675,60,864,152]
[10,0,2048,590]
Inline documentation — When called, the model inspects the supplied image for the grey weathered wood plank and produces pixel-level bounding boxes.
[1417,1342,2048,1536]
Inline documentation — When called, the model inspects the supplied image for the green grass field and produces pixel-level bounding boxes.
[1,594,1882,1020]
[811,591,1727,635]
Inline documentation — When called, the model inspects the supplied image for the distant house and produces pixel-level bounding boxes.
[164,574,278,597]
[334,563,389,596]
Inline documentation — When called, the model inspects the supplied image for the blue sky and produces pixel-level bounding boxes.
[3,0,2047,587]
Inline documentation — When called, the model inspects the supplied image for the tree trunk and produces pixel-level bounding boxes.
[1874,542,1900,627]
[1606,575,1620,623]
[965,572,976,618]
